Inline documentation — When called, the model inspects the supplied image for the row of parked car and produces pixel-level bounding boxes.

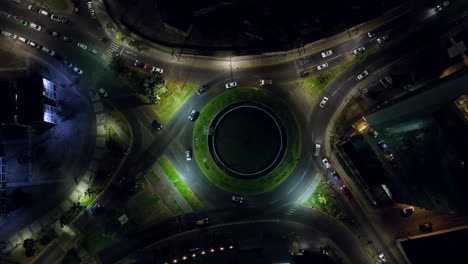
[28,5,70,23]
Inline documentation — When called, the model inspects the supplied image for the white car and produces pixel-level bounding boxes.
[98,88,108,97]
[29,23,42,31]
[319,97,329,108]
[232,196,244,203]
[322,158,331,169]
[188,109,199,121]
[321,50,333,58]
[18,36,29,43]
[378,253,387,263]
[50,14,61,22]
[225,82,237,89]
[317,63,328,70]
[352,46,366,55]
[151,67,164,74]
[77,43,87,50]
[39,9,49,16]
[41,47,55,56]
[1,31,17,39]
[314,144,321,157]
[185,149,192,161]
[260,79,272,86]
[73,67,83,75]
[357,70,369,80]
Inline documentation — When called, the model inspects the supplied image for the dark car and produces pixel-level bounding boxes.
[89,203,101,215]
[152,120,163,131]
[196,85,208,95]
[188,109,199,121]
[331,171,341,181]
[134,60,145,68]
[419,222,432,232]
[299,71,309,78]
[340,185,353,199]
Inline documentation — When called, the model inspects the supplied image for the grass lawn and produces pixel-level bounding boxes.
[39,0,67,10]
[158,157,203,210]
[193,87,300,194]
[150,81,198,124]
[82,224,121,255]
[303,46,381,97]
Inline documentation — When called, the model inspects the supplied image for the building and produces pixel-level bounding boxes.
[339,69,468,214]
[0,74,57,127]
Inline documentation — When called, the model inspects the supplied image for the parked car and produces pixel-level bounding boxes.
[186,149,192,161]
[51,31,60,38]
[29,23,42,31]
[134,60,145,68]
[151,67,163,74]
[61,36,69,41]
[89,203,101,215]
[340,185,353,199]
[98,88,108,97]
[28,5,39,12]
[322,158,331,169]
[419,222,432,232]
[314,144,321,157]
[331,171,341,181]
[378,253,387,263]
[260,79,272,86]
[317,63,328,70]
[321,50,333,58]
[28,41,40,49]
[61,18,70,24]
[50,14,61,22]
[64,60,73,68]
[188,109,199,121]
[196,85,208,95]
[77,43,87,50]
[39,9,49,16]
[87,48,97,54]
[41,47,56,56]
[18,19,29,26]
[18,36,29,43]
[1,31,17,39]
[319,97,329,108]
[232,196,244,203]
[357,70,369,80]
[377,141,387,151]
[152,120,163,131]
[299,71,309,78]
[400,206,414,217]
[352,46,366,55]
[73,67,83,75]
[225,82,237,89]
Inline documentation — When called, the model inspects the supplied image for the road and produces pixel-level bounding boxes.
[0,0,465,263]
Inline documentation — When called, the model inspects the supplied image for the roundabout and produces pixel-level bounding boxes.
[193,87,301,195]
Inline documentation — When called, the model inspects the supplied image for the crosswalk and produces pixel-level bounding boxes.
[105,41,121,56]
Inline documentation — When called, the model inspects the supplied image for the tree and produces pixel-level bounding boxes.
[116,32,124,41]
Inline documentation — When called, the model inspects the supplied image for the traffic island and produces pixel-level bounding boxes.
[193,87,301,195]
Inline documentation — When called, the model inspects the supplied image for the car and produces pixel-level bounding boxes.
[322,158,331,169]
[225,82,237,89]
[232,196,244,203]
[379,78,390,88]
[319,97,329,108]
[89,203,101,215]
[61,36,69,42]
[299,71,309,78]
[39,9,49,16]
[73,67,83,75]
[352,46,366,55]
[64,60,73,68]
[378,253,387,263]
[321,50,333,58]
[377,35,389,44]
[50,31,60,38]
[151,67,163,74]
[134,60,145,68]
[331,171,341,181]
[384,75,393,85]
[314,144,321,157]
[29,23,42,31]
[367,31,376,38]
[74,7,80,14]
[61,18,71,24]
[435,1,450,11]
[196,85,208,95]
[18,19,29,26]
[28,5,39,12]
[98,88,108,97]
[185,149,192,161]
[195,217,209,226]
[340,185,353,198]
[1,31,17,39]
[18,36,29,43]
[88,48,97,54]
[401,206,414,217]
[28,41,40,49]
[41,28,48,33]
[50,14,61,22]
[317,63,328,70]
[419,222,432,232]
[152,120,163,131]
[260,79,272,86]
[357,70,369,80]
[188,109,199,121]
[377,141,387,151]
[77,43,88,50]
[41,47,56,56]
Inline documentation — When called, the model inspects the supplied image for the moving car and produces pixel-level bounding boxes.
[195,217,209,226]
[61,36,69,41]
[314,144,321,157]
[50,14,62,22]
[51,31,60,38]
[317,63,328,70]
[260,79,272,86]
[151,67,163,74]
[186,149,192,161]
[377,35,389,44]
[196,85,208,95]
[77,43,88,50]
[152,120,163,131]
[435,1,450,12]
[29,23,42,31]
[367,31,376,38]
[41,47,56,56]
[188,109,199,121]
[64,60,73,68]
[352,46,366,55]
[225,82,237,89]
[73,67,83,75]
[319,97,329,108]
[340,185,353,199]
[321,50,333,58]
[357,70,369,80]
[89,203,101,215]
[88,48,97,54]
[401,206,414,217]
[232,196,244,203]
[134,60,145,68]
[322,158,331,169]
[98,88,108,97]
[331,171,341,181]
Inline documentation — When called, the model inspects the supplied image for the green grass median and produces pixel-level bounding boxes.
[158,157,202,210]
[193,87,300,194]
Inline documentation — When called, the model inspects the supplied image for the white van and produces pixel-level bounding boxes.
[18,36,29,43]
